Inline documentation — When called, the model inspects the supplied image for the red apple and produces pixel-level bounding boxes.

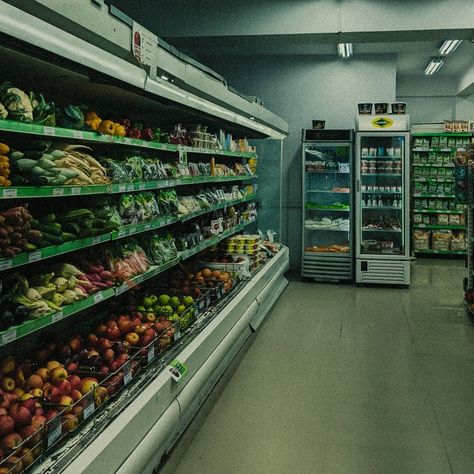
[31,415,46,429]
[61,414,78,432]
[106,327,120,340]
[118,320,134,335]
[103,349,114,363]
[94,386,109,406]
[99,366,110,375]
[56,380,71,396]
[45,409,60,422]
[96,324,108,336]
[71,405,83,417]
[20,399,36,415]
[153,322,166,334]
[135,324,147,336]
[106,320,118,329]
[34,368,49,383]
[70,390,82,402]
[87,333,98,346]
[25,374,43,391]
[18,447,35,468]
[0,408,7,417]
[43,386,61,404]
[19,424,41,445]
[68,337,82,353]
[134,312,144,321]
[50,367,68,385]
[66,362,78,372]
[67,375,82,392]
[11,406,31,427]
[98,338,112,351]
[58,396,74,413]
[0,415,14,435]
[0,432,22,453]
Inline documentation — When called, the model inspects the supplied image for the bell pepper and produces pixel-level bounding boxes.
[0,144,9,155]
[98,119,116,135]
[85,111,102,131]
[114,123,126,137]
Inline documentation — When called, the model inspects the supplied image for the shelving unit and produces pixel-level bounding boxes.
[0,2,289,473]
[411,131,470,257]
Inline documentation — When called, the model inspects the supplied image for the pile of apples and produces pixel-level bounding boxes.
[170,266,234,294]
[0,353,102,472]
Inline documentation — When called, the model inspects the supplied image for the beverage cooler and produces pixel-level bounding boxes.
[355,115,411,285]
[301,129,354,281]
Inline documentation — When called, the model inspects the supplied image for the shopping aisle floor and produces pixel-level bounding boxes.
[161,260,474,474]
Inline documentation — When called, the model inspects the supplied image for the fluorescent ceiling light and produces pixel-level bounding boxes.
[424,57,444,75]
[337,43,353,59]
[439,40,462,55]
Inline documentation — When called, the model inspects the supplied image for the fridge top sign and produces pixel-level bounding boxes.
[356,114,410,132]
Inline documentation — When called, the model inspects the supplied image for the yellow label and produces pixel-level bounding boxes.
[371,117,394,128]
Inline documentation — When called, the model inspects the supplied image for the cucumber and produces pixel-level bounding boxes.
[60,232,77,242]
[40,232,64,245]
[38,214,56,224]
[31,222,62,236]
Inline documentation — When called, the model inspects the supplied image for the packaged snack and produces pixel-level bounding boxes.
[422,214,430,224]
[413,230,430,250]
[432,230,451,250]
[438,214,449,225]
[450,232,465,250]
[448,214,461,225]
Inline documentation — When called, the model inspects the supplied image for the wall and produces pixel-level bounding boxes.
[455,95,474,120]
[198,54,397,269]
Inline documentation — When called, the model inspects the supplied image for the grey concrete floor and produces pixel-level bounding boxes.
[160,259,474,474]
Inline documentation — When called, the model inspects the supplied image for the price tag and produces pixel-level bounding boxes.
[144,224,151,231]
[116,284,128,295]
[147,345,155,364]
[92,236,101,245]
[52,188,64,196]
[174,330,181,341]
[124,137,132,145]
[107,135,115,143]
[418,224,425,228]
[83,400,95,420]
[139,183,146,190]
[168,359,188,383]
[28,251,41,262]
[44,126,56,136]
[47,416,61,448]
[123,362,132,385]
[119,184,126,193]
[71,187,81,195]
[0,259,12,271]
[52,311,63,323]
[2,188,17,198]
[118,229,127,237]
[94,292,104,303]
[1,329,16,345]
[73,130,84,139]
[127,184,135,191]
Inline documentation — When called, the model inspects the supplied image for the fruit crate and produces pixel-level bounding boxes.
[129,317,181,367]
[0,410,47,473]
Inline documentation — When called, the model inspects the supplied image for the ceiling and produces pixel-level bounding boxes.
[166,35,474,79]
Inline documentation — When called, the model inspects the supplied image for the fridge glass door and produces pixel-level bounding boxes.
[359,135,406,255]
[304,142,351,255]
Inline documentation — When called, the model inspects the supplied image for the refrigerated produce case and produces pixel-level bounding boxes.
[301,129,353,281]
[355,115,411,285]
[0,2,289,473]
[411,131,470,256]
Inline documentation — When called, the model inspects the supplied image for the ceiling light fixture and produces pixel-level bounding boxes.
[424,57,445,75]
[439,40,462,55]
[337,43,353,59]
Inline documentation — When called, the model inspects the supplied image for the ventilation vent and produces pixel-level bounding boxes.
[302,255,352,281]
[357,259,409,285]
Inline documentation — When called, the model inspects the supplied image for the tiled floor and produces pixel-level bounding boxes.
[161,259,474,474]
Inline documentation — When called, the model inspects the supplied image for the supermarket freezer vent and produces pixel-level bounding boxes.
[358,260,408,284]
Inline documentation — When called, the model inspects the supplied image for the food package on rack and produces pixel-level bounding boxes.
[437,214,449,225]
[413,230,430,250]
[431,230,451,250]
[450,232,466,251]
[448,213,463,225]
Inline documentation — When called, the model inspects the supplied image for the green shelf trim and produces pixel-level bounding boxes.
[111,216,179,239]
[0,175,256,199]
[413,224,465,230]
[179,194,257,222]
[361,173,402,177]
[412,132,471,137]
[413,209,464,214]
[413,193,455,198]
[412,177,454,182]
[414,249,466,255]
[413,163,454,168]
[0,119,256,158]
[0,219,256,347]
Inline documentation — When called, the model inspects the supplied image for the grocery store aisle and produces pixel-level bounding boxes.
[161,260,474,474]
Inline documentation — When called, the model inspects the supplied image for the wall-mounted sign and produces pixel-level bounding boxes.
[132,22,157,67]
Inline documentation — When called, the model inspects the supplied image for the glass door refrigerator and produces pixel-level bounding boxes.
[301,129,354,281]
[355,115,411,285]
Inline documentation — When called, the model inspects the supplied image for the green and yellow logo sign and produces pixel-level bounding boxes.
[371,117,394,128]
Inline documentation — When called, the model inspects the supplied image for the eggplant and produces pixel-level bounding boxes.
[0,310,15,330]
[14,304,28,323]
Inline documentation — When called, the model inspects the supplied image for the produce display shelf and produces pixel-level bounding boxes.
[179,194,257,222]
[179,219,255,260]
[412,132,472,137]
[305,170,349,174]
[413,208,464,214]
[413,163,454,168]
[413,224,465,230]
[414,249,466,255]
[362,206,402,210]
[413,147,465,152]
[0,119,257,158]
[0,217,178,272]
[0,220,256,347]
[413,177,454,182]
[0,175,256,199]
[413,193,455,198]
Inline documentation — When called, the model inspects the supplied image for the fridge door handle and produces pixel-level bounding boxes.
[356,179,360,192]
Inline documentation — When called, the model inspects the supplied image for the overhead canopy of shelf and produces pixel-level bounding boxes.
[0,0,288,139]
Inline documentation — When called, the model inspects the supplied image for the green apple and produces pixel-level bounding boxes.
[136,305,146,312]
[142,296,153,308]
[169,296,180,309]
[158,294,170,306]
[177,305,186,315]
[183,296,194,307]
[149,295,158,304]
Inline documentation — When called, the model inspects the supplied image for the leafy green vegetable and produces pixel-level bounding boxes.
[0,82,33,122]
[56,105,84,129]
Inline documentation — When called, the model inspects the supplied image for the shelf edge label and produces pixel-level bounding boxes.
[168,359,188,383]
